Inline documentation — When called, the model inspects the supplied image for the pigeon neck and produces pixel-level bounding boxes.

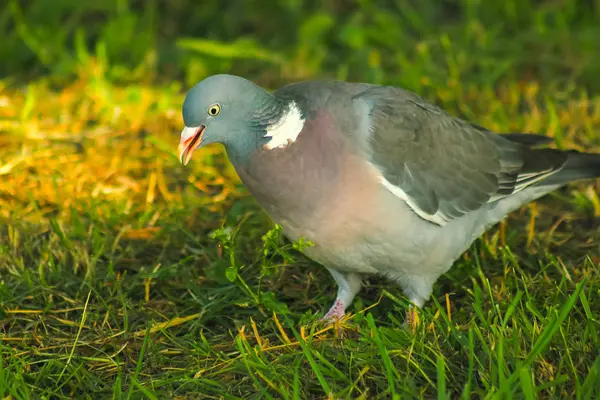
[223,94,284,166]
[227,96,305,166]
[261,101,305,150]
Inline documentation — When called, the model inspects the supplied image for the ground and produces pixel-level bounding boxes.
[1,1,600,399]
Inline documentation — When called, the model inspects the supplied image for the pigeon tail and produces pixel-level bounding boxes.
[537,151,600,187]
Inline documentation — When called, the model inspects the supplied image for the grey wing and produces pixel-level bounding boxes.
[352,85,567,225]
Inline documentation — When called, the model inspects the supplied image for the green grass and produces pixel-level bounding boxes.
[1,1,600,398]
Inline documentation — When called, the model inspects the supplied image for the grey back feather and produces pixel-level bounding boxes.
[351,85,567,224]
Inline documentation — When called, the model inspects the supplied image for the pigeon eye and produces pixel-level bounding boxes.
[208,104,221,116]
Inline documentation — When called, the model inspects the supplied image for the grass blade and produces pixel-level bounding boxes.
[292,331,332,396]
[507,278,588,389]
[366,314,398,399]
[523,279,587,366]
[581,354,600,400]
[519,367,535,400]
[126,324,152,400]
[437,355,447,400]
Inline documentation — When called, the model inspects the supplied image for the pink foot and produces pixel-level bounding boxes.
[321,299,345,321]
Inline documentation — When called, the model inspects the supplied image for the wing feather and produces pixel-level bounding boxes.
[352,86,567,225]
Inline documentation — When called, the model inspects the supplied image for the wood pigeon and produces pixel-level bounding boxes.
[178,74,600,323]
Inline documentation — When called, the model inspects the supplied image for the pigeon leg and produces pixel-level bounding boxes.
[321,269,362,321]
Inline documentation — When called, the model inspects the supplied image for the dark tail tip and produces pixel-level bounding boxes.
[543,151,600,186]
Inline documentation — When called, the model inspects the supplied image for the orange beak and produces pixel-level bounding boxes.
[178,125,205,165]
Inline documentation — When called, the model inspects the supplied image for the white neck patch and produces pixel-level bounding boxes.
[263,102,305,150]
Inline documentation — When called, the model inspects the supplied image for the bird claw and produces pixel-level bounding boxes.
[321,299,345,322]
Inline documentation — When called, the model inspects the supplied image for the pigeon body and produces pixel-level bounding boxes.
[179,74,600,320]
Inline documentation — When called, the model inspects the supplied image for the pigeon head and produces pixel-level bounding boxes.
[178,74,305,166]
